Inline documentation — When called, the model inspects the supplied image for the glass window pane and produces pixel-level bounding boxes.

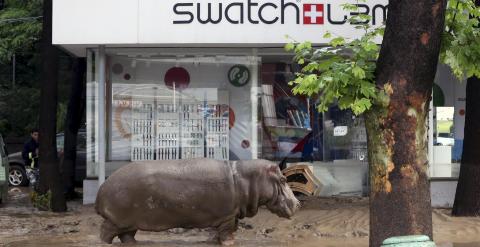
[107,53,259,163]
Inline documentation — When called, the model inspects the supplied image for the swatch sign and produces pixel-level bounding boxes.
[173,0,388,26]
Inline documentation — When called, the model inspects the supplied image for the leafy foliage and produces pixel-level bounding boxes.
[30,190,52,211]
[0,0,42,62]
[0,87,40,136]
[0,0,74,138]
[286,3,384,115]
[0,1,43,137]
[441,0,480,79]
[288,0,480,115]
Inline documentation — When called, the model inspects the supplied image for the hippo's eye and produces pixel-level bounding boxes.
[280,177,287,184]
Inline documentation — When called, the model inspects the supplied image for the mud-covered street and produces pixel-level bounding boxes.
[1,187,479,247]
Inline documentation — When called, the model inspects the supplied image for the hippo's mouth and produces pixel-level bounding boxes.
[278,211,292,219]
[268,201,298,219]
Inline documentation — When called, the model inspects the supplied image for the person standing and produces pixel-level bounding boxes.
[22,129,39,169]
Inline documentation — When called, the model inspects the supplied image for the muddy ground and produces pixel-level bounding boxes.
[1,187,479,247]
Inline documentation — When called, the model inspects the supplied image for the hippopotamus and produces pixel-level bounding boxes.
[95,158,300,245]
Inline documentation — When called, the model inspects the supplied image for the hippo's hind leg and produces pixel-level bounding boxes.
[215,218,238,246]
[119,230,137,244]
[100,219,121,244]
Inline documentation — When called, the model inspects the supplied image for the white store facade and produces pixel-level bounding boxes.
[52,0,465,205]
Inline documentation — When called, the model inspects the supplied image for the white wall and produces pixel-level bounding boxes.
[53,0,138,45]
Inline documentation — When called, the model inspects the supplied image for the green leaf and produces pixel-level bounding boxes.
[330,37,345,47]
[441,0,480,80]
[285,43,295,52]
[352,66,366,79]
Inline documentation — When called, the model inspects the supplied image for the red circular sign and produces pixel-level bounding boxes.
[229,107,236,129]
[459,109,465,116]
[164,67,190,91]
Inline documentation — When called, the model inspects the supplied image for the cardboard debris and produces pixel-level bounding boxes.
[282,164,323,196]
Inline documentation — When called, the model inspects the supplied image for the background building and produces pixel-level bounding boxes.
[52,0,464,205]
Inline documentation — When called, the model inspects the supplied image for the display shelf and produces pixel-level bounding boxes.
[131,101,229,161]
[206,114,229,160]
[181,104,205,159]
[156,104,180,160]
[131,103,156,161]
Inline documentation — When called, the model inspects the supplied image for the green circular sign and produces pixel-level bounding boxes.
[228,65,250,87]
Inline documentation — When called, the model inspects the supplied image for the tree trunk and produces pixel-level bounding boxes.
[38,0,66,212]
[452,76,480,216]
[451,0,480,218]
[62,58,86,198]
[367,0,446,246]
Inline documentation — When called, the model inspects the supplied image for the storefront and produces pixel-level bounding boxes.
[52,0,465,204]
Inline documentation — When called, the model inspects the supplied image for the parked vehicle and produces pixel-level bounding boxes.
[8,131,86,187]
[436,132,455,146]
[0,134,9,203]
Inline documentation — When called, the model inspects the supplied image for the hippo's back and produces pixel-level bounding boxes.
[95,158,237,230]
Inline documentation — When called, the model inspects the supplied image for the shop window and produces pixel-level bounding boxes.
[260,63,315,165]
[106,54,259,163]
[87,49,371,180]
[323,107,367,162]
[260,62,367,165]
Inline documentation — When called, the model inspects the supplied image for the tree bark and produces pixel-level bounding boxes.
[452,76,480,216]
[38,0,66,212]
[367,0,446,246]
[62,58,86,198]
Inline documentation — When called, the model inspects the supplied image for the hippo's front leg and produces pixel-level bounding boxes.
[215,218,238,246]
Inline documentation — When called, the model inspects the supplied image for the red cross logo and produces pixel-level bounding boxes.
[303,4,324,25]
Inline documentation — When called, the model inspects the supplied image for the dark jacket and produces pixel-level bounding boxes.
[22,138,39,168]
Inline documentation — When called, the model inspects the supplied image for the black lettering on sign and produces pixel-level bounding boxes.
[281,0,299,24]
[259,3,279,24]
[350,4,370,25]
[197,3,223,24]
[172,1,388,26]
[225,2,244,24]
[247,0,259,24]
[173,3,194,24]
[372,4,388,25]
[327,4,347,25]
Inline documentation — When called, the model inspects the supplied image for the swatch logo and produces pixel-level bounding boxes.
[303,4,324,25]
